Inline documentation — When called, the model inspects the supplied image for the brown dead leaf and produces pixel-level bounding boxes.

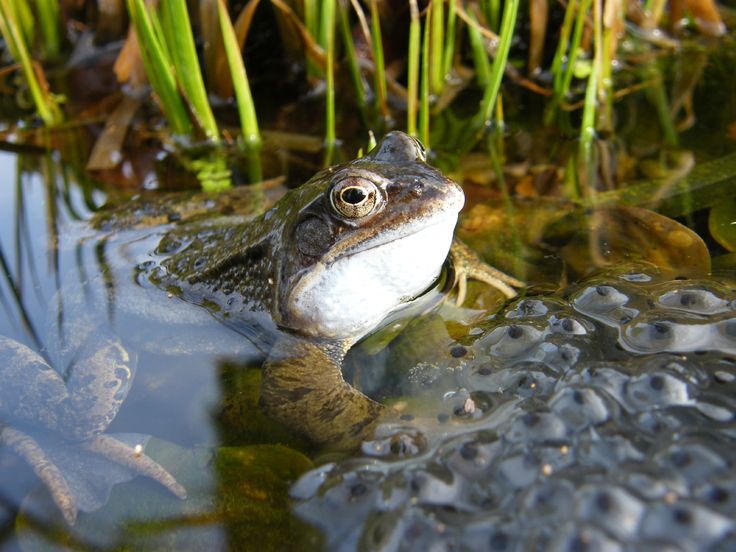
[209,0,262,98]
[561,206,711,279]
[87,95,144,171]
[113,27,147,91]
[685,0,726,36]
[727,121,736,141]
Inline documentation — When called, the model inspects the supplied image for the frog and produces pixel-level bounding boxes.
[0,131,522,525]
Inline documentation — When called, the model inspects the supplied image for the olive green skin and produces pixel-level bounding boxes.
[1,132,464,454]
[145,131,464,447]
[1,132,516,527]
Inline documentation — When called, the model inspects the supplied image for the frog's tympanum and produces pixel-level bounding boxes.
[0,132,521,524]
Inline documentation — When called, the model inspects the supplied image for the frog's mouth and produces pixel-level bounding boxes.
[326,211,461,264]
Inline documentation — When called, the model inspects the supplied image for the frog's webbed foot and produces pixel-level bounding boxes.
[0,336,185,524]
[1,425,186,524]
[449,239,524,304]
[82,434,186,500]
[1,425,77,524]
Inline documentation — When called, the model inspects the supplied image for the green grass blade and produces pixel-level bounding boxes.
[578,46,599,196]
[419,6,431,148]
[430,0,444,95]
[160,0,219,140]
[323,0,336,151]
[476,0,519,126]
[0,0,61,125]
[406,0,420,136]
[645,62,678,147]
[549,0,577,95]
[368,0,388,119]
[8,0,32,51]
[35,0,60,58]
[576,0,605,197]
[442,0,457,81]
[127,0,192,136]
[466,8,490,86]
[337,0,366,111]
[559,0,592,101]
[482,0,499,32]
[305,0,320,77]
[217,0,261,148]
[147,4,173,67]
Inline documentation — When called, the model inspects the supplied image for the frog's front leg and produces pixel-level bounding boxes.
[260,335,385,450]
[449,239,524,303]
[0,336,185,524]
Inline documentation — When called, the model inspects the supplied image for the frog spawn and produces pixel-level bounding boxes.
[0,337,185,524]
[292,274,736,551]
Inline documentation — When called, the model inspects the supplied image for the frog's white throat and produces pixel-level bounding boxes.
[287,214,458,340]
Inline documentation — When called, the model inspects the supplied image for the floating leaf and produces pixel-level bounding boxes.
[709,198,736,252]
[589,152,736,218]
[559,206,711,279]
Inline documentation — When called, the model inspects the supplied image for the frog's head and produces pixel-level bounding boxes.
[277,131,464,341]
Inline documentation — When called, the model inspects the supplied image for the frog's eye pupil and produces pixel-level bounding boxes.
[341,187,366,205]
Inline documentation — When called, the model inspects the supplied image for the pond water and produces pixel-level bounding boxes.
[0,149,319,549]
[2,136,736,550]
[2,27,736,552]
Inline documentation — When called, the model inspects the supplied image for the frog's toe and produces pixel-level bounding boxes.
[1,425,78,524]
[450,240,524,304]
[83,434,187,499]
[2,426,185,525]
[454,264,522,304]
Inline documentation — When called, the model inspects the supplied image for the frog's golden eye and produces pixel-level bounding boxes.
[330,178,379,218]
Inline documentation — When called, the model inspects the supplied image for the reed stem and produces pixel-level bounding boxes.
[368,0,388,120]
[578,0,601,195]
[324,0,337,152]
[430,0,445,95]
[217,0,261,149]
[0,0,62,125]
[127,0,192,136]
[419,6,432,148]
[467,8,491,86]
[304,0,320,77]
[442,0,457,80]
[338,0,366,111]
[477,0,519,126]
[406,0,420,136]
[161,0,219,140]
[35,0,60,58]
[559,0,592,101]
